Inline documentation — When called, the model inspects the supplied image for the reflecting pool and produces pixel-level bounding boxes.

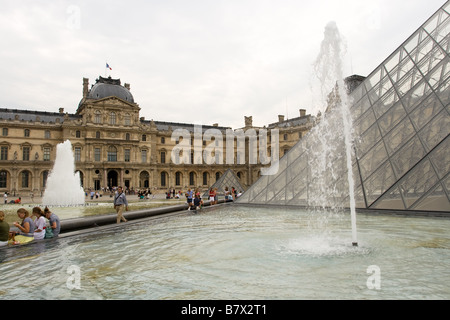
[1,205,449,299]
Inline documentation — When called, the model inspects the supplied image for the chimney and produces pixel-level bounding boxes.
[299,109,306,117]
[278,115,285,122]
[124,83,130,90]
[244,116,253,127]
[59,108,64,114]
[83,78,89,98]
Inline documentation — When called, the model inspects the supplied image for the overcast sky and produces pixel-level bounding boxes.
[0,0,446,129]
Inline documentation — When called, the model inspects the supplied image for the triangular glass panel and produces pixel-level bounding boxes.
[203,168,246,198]
[238,2,450,212]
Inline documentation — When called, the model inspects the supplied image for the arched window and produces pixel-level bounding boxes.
[42,170,49,188]
[94,110,102,124]
[21,170,30,188]
[161,172,167,187]
[0,170,7,188]
[189,172,195,186]
[175,172,182,186]
[110,112,116,125]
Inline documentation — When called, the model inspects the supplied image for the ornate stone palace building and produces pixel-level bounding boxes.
[0,75,317,196]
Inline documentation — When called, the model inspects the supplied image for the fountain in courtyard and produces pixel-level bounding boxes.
[42,140,85,206]
[309,21,358,245]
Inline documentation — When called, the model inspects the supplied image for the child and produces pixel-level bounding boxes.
[32,207,46,240]
[193,194,203,212]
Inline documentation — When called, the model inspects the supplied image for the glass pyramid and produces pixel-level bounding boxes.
[203,169,246,198]
[238,2,450,212]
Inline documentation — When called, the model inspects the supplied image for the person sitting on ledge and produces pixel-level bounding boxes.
[10,208,35,244]
[31,207,46,241]
[193,194,203,211]
[44,206,60,238]
[0,211,10,247]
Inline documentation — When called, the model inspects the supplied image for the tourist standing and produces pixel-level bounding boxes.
[209,188,215,205]
[186,188,193,210]
[3,192,7,204]
[214,188,218,204]
[114,186,128,223]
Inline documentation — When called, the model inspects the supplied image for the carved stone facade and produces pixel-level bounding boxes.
[0,76,314,196]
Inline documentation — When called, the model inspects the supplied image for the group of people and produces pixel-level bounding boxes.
[185,188,204,211]
[3,193,21,204]
[184,186,243,211]
[0,206,60,247]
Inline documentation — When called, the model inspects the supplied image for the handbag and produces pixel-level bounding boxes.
[44,226,54,239]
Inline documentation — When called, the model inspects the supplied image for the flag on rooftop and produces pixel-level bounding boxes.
[106,63,112,70]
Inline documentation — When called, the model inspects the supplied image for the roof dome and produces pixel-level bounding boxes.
[88,76,134,103]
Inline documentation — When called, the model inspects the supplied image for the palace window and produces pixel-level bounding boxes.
[107,146,117,162]
[42,171,49,188]
[110,112,116,125]
[74,147,81,161]
[161,172,167,187]
[124,113,131,126]
[141,149,147,163]
[94,110,102,124]
[1,147,7,160]
[0,171,7,188]
[21,171,30,188]
[125,149,131,162]
[94,148,101,162]
[24,129,30,137]
[43,147,51,161]
[23,147,30,161]
[175,172,181,186]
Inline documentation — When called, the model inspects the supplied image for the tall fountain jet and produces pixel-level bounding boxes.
[42,140,85,206]
[313,21,358,246]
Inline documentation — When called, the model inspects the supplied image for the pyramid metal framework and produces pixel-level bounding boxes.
[203,169,246,198]
[237,2,450,212]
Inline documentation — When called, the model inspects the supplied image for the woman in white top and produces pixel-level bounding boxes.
[32,207,46,240]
